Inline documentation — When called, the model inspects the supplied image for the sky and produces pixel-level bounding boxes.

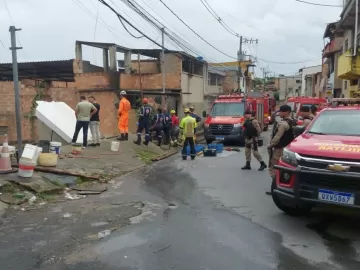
[0,0,343,77]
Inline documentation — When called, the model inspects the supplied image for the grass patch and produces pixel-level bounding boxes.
[136,149,157,164]
[37,193,56,202]
[0,182,20,194]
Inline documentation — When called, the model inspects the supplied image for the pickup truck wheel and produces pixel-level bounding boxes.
[271,179,313,216]
[206,139,213,144]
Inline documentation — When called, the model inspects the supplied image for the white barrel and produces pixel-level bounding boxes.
[49,142,62,154]
[21,144,38,160]
[18,158,36,178]
[111,141,120,152]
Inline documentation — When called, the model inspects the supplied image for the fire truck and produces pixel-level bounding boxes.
[203,93,268,145]
[286,96,327,116]
[271,98,360,215]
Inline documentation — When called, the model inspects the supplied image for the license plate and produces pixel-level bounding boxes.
[215,136,224,140]
[318,189,355,205]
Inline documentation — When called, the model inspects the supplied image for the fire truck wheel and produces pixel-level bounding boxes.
[206,139,213,144]
[271,178,313,216]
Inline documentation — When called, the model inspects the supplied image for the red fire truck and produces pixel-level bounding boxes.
[203,93,267,145]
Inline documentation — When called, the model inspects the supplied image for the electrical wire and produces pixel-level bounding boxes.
[0,40,6,50]
[199,0,239,37]
[98,0,164,47]
[157,0,237,59]
[294,0,342,7]
[257,57,322,65]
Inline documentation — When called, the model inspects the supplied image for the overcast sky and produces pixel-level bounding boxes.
[0,0,343,76]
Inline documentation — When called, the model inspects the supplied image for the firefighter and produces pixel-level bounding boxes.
[151,108,164,146]
[180,108,197,160]
[170,109,180,146]
[266,104,295,195]
[117,90,131,141]
[241,110,267,171]
[162,108,172,145]
[310,105,317,118]
[299,105,313,128]
[134,98,153,145]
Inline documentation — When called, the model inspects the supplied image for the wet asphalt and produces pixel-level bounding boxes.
[59,129,360,270]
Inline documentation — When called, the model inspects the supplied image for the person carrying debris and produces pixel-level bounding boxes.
[170,110,180,146]
[299,105,313,128]
[266,105,295,195]
[162,108,172,145]
[241,110,267,171]
[180,108,197,160]
[134,98,153,146]
[151,108,164,146]
[117,91,131,141]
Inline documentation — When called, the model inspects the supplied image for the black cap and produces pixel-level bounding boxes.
[244,110,252,115]
[299,105,310,112]
[279,105,292,112]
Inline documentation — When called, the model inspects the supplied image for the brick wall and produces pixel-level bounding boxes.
[120,73,181,90]
[75,72,112,90]
[130,60,160,73]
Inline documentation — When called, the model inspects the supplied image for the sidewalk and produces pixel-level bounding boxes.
[0,134,175,212]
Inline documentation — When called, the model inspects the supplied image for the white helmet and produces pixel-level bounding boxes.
[120,90,126,95]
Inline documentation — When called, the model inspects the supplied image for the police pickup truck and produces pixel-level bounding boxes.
[271,98,360,215]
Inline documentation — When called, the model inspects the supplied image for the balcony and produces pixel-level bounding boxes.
[349,85,360,98]
[337,48,360,80]
[322,37,343,58]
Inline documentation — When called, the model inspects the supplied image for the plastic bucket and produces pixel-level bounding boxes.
[111,141,120,152]
[18,158,36,178]
[49,142,62,154]
[21,144,38,160]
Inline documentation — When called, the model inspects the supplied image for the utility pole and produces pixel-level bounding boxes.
[261,67,268,93]
[237,36,243,93]
[238,37,258,94]
[161,27,166,109]
[9,26,23,157]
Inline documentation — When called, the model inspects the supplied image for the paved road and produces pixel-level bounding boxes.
[59,129,360,270]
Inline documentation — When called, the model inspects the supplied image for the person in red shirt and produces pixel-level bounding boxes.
[170,110,180,146]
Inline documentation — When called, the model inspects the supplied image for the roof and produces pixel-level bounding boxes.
[323,21,339,39]
[0,60,75,82]
[208,66,226,76]
[77,40,206,63]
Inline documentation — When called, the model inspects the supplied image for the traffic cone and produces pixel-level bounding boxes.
[0,134,13,172]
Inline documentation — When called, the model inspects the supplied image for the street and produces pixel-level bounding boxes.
[2,129,360,270]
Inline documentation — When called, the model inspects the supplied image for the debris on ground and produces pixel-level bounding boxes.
[98,229,112,239]
[63,212,72,218]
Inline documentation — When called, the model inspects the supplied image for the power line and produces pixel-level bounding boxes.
[98,0,164,47]
[257,57,322,65]
[0,40,6,50]
[199,0,240,37]
[294,0,342,7]
[157,0,237,59]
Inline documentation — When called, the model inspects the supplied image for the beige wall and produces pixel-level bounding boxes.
[180,72,204,118]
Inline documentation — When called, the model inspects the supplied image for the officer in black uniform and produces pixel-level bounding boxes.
[151,108,164,146]
[162,109,172,145]
[134,98,153,145]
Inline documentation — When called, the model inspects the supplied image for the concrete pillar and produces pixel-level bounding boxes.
[124,51,131,74]
[103,48,109,72]
[109,46,117,72]
[75,42,83,73]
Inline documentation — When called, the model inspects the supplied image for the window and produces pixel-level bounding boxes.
[344,80,348,90]
[210,102,245,116]
[308,110,360,136]
[351,79,358,86]
[296,80,301,83]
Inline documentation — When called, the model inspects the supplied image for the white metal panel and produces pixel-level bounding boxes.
[35,101,92,143]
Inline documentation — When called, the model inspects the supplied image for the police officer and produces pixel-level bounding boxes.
[299,105,313,128]
[162,108,172,145]
[241,110,267,171]
[134,98,153,145]
[180,108,197,160]
[151,108,164,146]
[266,104,295,195]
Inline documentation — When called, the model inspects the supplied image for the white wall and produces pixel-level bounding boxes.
[181,72,205,117]
[301,65,322,96]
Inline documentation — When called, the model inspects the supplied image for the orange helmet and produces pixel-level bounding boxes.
[142,98,148,104]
